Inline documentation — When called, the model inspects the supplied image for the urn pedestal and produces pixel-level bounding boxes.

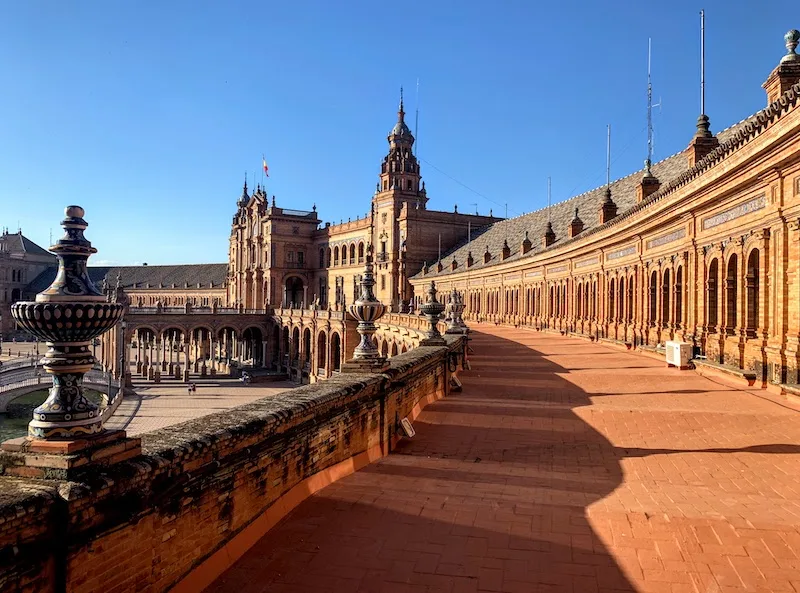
[341,254,390,374]
[0,206,140,479]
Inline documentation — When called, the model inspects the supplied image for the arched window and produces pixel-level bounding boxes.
[319,248,325,268]
[349,244,356,264]
[326,248,332,267]
[746,249,759,337]
[358,242,365,263]
[726,254,738,335]
[334,246,339,266]
[618,277,625,321]
[609,278,616,322]
[707,259,719,329]
[662,269,671,326]
[649,271,657,323]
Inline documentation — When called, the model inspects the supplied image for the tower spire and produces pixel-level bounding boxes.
[398,86,405,121]
[686,9,719,167]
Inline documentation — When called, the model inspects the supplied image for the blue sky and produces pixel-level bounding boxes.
[0,1,793,265]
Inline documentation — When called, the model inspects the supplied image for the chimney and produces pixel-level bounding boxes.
[637,162,661,202]
[599,188,618,224]
[569,208,584,238]
[521,231,533,255]
[467,251,474,267]
[483,246,491,264]
[501,240,511,260]
[451,257,458,271]
[763,30,800,104]
[542,222,556,248]
[436,260,443,272]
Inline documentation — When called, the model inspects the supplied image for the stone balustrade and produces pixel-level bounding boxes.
[0,333,466,593]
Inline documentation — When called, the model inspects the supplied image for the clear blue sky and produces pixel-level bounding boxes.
[0,1,793,265]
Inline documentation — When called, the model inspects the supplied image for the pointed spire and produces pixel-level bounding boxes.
[399,86,405,120]
[237,174,249,207]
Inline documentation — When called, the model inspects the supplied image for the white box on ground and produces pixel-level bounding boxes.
[665,341,693,369]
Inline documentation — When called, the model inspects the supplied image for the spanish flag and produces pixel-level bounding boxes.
[262,156,269,177]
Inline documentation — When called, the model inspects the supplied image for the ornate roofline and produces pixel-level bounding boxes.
[418,81,800,279]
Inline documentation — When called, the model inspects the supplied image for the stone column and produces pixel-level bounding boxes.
[154,340,161,383]
[183,342,190,382]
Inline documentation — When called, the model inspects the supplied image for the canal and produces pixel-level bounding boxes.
[0,389,104,441]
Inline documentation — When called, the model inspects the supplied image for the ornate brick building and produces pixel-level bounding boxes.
[412,30,800,390]
[226,93,500,314]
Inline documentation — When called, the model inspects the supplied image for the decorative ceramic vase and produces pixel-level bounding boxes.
[420,281,446,345]
[347,254,386,361]
[11,206,124,439]
[446,289,466,334]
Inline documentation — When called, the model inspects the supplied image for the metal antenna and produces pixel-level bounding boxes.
[414,78,420,155]
[700,9,705,116]
[646,38,654,174]
[470,202,478,215]
[606,125,611,189]
[547,177,552,222]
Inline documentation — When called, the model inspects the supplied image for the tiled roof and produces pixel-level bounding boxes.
[415,113,759,280]
[26,264,229,294]
[0,232,55,259]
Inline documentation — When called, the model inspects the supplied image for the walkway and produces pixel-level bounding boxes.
[106,378,294,435]
[210,325,800,593]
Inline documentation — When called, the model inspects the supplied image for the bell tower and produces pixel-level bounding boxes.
[375,89,426,208]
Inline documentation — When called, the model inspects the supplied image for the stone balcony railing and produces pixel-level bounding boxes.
[0,320,465,593]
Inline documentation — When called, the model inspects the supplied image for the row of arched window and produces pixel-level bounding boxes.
[321,242,366,268]
[462,248,762,337]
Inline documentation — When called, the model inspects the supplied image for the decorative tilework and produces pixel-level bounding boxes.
[702,195,766,230]
[574,256,599,269]
[547,265,568,274]
[607,246,637,260]
[525,270,543,278]
[647,228,686,250]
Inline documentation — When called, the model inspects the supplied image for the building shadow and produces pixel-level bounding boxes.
[211,326,751,592]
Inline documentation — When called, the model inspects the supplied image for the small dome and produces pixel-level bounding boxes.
[390,120,412,138]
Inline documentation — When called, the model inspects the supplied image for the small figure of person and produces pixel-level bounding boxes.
[192,382,197,393]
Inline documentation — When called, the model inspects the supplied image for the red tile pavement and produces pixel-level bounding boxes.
[209,325,800,593]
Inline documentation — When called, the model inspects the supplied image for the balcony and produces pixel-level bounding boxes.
[376,253,389,263]
[285,261,306,269]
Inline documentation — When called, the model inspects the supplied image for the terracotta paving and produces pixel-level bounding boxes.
[209,325,800,593]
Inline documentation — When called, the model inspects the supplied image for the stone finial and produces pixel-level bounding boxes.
[764,29,800,104]
[454,204,458,213]
[782,29,800,63]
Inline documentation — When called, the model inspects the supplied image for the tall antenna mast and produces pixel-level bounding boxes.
[606,124,611,189]
[646,38,653,175]
[547,177,552,222]
[414,78,420,155]
[700,9,706,116]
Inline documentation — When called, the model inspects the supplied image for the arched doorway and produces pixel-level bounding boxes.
[317,332,327,376]
[303,328,312,368]
[390,342,398,357]
[291,327,300,365]
[330,333,341,372]
[285,277,305,309]
[281,327,290,369]
[243,327,264,367]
